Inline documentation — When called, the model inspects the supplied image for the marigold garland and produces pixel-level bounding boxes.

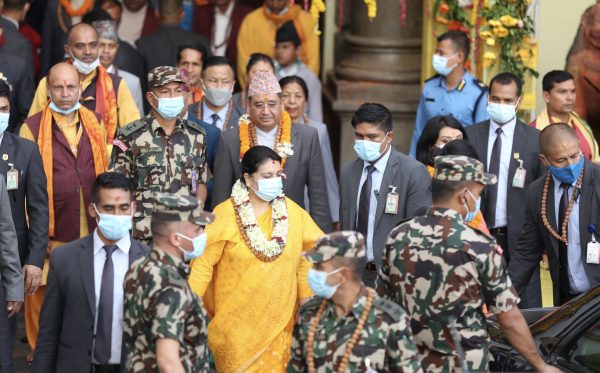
[60,0,94,17]
[364,0,377,20]
[231,180,288,262]
[238,111,293,169]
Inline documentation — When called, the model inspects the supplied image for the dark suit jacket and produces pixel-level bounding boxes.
[0,17,34,79]
[465,119,545,255]
[192,2,252,73]
[0,51,34,132]
[187,105,221,210]
[136,24,210,80]
[114,40,144,84]
[509,159,600,306]
[40,0,67,75]
[0,133,48,268]
[339,147,432,267]
[33,235,148,373]
[212,123,332,232]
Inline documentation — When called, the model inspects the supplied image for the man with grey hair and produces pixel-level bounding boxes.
[93,20,144,114]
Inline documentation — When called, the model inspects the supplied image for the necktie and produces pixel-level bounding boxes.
[210,113,219,128]
[558,183,571,301]
[94,244,117,364]
[486,127,503,227]
[356,165,376,238]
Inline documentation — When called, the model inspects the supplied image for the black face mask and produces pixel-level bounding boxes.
[427,146,443,167]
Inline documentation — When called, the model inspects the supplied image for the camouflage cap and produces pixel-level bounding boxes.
[304,231,365,263]
[433,155,497,185]
[148,66,186,88]
[152,193,215,226]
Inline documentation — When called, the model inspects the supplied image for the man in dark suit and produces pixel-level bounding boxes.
[0,0,34,78]
[509,124,600,307]
[33,172,149,372]
[136,0,210,85]
[0,173,24,371]
[192,0,252,75]
[0,80,48,342]
[0,50,34,132]
[212,70,331,232]
[339,103,432,286]
[465,72,545,307]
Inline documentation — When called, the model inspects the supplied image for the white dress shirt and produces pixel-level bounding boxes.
[355,148,392,261]
[486,117,516,228]
[552,176,591,293]
[255,126,278,148]
[202,100,230,131]
[212,1,234,56]
[93,230,131,364]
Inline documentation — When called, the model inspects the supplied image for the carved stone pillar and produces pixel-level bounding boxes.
[326,0,423,166]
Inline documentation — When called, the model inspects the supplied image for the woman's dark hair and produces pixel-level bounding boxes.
[279,75,309,101]
[416,115,466,166]
[246,53,275,76]
[240,145,282,182]
[439,139,480,161]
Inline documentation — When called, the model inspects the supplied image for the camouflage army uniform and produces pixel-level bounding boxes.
[376,155,520,372]
[122,193,214,372]
[288,231,422,373]
[110,66,209,244]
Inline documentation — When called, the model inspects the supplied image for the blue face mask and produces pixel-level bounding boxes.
[50,100,81,115]
[354,135,388,162]
[463,189,481,223]
[152,93,185,119]
[0,112,9,135]
[308,268,343,299]
[432,53,458,76]
[251,176,283,202]
[176,232,207,262]
[547,155,584,185]
[94,205,133,241]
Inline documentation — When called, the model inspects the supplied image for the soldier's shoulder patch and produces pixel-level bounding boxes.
[183,119,206,134]
[113,138,128,152]
[372,296,406,322]
[473,78,488,91]
[120,119,148,137]
[464,224,495,242]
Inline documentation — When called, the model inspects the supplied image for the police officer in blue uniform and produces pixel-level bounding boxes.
[409,30,489,158]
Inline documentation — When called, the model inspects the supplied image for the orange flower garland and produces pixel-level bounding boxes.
[60,0,94,17]
[238,111,293,169]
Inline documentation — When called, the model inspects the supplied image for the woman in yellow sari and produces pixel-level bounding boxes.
[189,145,324,372]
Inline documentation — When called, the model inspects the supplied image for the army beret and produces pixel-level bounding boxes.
[433,155,497,185]
[304,231,365,263]
[152,192,214,226]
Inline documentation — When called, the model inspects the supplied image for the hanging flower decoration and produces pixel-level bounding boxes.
[480,0,538,80]
[309,0,326,35]
[433,0,472,30]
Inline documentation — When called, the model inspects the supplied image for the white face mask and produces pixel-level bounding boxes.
[70,50,100,75]
[487,101,518,124]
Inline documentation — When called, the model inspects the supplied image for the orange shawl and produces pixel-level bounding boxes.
[262,4,308,66]
[95,65,118,144]
[38,104,108,237]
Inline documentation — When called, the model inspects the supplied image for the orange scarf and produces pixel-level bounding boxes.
[189,87,204,105]
[95,65,118,144]
[38,104,108,237]
[262,4,308,65]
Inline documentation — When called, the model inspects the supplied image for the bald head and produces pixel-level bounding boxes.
[65,23,100,65]
[539,123,579,156]
[47,63,81,112]
[539,123,582,169]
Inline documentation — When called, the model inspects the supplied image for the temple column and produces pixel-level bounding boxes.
[326,0,423,165]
